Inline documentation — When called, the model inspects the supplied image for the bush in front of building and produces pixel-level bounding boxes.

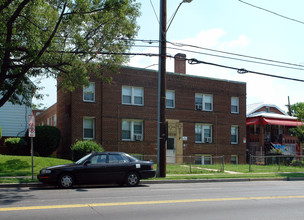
[71,140,103,161]
[25,126,61,157]
[4,137,26,155]
[290,160,304,167]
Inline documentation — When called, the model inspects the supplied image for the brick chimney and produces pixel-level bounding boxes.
[174,53,186,74]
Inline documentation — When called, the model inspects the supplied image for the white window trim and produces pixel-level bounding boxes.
[83,82,95,102]
[231,97,239,114]
[83,117,95,139]
[166,90,175,109]
[231,155,238,164]
[231,125,239,144]
[195,93,213,111]
[122,119,143,141]
[122,86,144,106]
[195,154,213,165]
[195,123,212,143]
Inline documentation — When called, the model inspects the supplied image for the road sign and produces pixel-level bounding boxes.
[28,115,35,137]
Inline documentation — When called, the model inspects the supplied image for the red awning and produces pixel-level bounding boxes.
[262,118,304,126]
[246,117,260,126]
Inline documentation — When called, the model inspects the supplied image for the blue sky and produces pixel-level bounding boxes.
[36,0,304,112]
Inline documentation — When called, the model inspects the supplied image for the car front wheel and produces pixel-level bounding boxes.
[58,173,74,189]
[126,172,140,187]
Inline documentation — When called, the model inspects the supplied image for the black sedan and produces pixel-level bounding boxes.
[37,152,156,188]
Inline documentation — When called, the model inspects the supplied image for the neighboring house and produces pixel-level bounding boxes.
[37,54,247,164]
[246,103,303,159]
[0,98,32,153]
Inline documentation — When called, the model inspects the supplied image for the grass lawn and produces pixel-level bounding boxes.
[0,155,304,184]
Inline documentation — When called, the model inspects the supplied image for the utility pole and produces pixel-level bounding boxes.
[157,0,167,177]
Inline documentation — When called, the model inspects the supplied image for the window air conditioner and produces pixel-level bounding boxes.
[204,137,212,143]
[195,104,202,110]
[134,134,142,141]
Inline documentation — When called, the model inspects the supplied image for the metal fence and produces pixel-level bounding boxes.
[131,154,225,174]
[249,154,304,172]
[131,154,304,174]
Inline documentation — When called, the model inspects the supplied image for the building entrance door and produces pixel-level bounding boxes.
[166,137,176,163]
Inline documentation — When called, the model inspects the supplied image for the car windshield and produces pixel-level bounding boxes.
[75,153,92,164]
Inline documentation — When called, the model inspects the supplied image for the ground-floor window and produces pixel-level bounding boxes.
[195,155,212,165]
[83,117,95,139]
[122,119,143,141]
[231,155,238,164]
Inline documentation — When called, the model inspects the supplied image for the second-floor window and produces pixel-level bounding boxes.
[122,86,144,106]
[195,94,213,111]
[231,97,239,113]
[166,90,175,108]
[195,124,212,143]
[83,82,95,102]
[122,120,143,141]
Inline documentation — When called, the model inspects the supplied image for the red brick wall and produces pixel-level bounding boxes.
[45,66,247,163]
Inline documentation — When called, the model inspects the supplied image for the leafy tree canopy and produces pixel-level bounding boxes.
[0,0,140,107]
[290,102,304,120]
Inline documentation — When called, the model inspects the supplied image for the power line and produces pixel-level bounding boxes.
[118,38,304,70]
[130,44,304,71]
[187,58,304,83]
[239,0,304,25]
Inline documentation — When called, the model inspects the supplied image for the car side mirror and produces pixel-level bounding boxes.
[84,160,91,166]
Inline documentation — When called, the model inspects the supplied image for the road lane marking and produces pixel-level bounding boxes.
[1,195,304,212]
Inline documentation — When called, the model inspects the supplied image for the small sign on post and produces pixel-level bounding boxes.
[28,115,35,137]
[28,115,35,180]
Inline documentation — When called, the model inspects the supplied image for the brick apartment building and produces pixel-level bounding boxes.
[37,54,247,164]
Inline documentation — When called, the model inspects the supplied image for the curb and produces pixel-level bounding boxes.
[1,177,304,188]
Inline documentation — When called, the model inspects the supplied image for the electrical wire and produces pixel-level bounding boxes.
[239,0,304,25]
[187,58,304,83]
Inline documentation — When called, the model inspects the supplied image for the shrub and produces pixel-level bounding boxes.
[4,137,26,155]
[71,140,103,161]
[290,160,304,167]
[25,126,61,157]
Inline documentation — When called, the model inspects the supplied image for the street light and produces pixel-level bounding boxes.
[157,0,193,177]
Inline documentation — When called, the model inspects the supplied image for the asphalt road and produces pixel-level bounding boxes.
[1,181,304,220]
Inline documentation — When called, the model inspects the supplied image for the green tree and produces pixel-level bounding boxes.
[0,0,140,107]
[290,102,304,120]
[289,102,304,143]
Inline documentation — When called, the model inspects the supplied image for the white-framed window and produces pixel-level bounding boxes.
[166,90,175,108]
[47,118,50,125]
[53,114,57,126]
[195,124,212,143]
[83,82,95,102]
[231,155,238,164]
[231,97,239,113]
[231,126,239,144]
[83,117,95,139]
[122,120,143,141]
[195,93,213,111]
[195,155,212,165]
[122,86,144,106]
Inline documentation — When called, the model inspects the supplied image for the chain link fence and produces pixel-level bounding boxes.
[249,154,304,172]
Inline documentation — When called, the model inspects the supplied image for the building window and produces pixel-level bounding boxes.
[166,90,175,108]
[47,118,50,125]
[231,155,238,164]
[195,94,213,111]
[231,97,239,113]
[195,124,212,143]
[83,117,95,139]
[122,120,143,141]
[195,155,212,165]
[122,86,144,106]
[266,107,270,113]
[53,114,57,126]
[231,126,238,144]
[83,82,95,102]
